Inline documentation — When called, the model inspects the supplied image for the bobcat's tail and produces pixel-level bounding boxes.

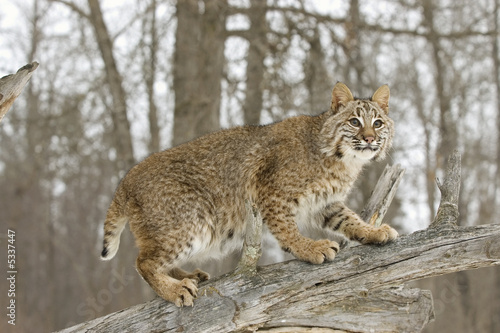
[101,189,128,261]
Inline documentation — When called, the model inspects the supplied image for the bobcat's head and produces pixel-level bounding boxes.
[320,82,394,163]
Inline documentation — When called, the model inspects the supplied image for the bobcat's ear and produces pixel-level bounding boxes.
[371,84,390,113]
[331,82,354,112]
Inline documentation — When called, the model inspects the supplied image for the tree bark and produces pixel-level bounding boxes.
[0,62,39,123]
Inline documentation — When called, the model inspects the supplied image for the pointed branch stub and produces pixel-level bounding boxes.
[235,200,263,276]
[431,150,461,227]
[0,62,39,123]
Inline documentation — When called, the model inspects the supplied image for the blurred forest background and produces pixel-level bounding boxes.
[1,0,499,332]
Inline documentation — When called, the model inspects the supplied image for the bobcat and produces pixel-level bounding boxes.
[101,82,398,307]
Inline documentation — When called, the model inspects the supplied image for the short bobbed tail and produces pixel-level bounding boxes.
[101,193,128,261]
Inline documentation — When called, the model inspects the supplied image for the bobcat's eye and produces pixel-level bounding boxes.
[373,120,383,128]
[349,118,361,127]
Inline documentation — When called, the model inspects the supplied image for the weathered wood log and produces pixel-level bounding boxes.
[0,62,39,123]
[57,222,500,333]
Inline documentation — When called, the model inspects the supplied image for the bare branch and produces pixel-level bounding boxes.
[48,0,90,19]
[227,4,495,41]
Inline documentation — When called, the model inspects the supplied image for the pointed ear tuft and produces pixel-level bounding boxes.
[331,82,354,112]
[372,84,390,112]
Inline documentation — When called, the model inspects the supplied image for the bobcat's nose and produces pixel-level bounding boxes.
[364,136,375,144]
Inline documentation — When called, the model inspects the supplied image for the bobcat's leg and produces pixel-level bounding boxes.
[128,188,214,307]
[259,198,339,264]
[322,202,398,244]
[170,267,210,283]
[136,252,199,307]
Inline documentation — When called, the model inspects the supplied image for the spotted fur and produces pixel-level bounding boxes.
[100,82,398,307]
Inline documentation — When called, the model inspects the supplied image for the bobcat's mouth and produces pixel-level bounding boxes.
[350,137,381,153]
[354,144,379,152]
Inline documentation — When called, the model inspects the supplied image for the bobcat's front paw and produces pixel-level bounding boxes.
[359,224,398,245]
[188,268,210,283]
[170,278,199,307]
[293,239,340,264]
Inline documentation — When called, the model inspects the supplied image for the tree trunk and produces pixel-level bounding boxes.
[143,0,160,154]
[304,26,331,115]
[243,0,266,125]
[196,0,226,134]
[172,0,227,146]
[422,0,456,175]
[87,0,135,172]
[345,0,364,93]
[172,0,200,145]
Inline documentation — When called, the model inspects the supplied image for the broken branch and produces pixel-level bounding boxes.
[0,62,39,123]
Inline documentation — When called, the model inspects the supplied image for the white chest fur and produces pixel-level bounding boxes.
[294,181,346,231]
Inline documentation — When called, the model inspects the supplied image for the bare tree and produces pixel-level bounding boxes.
[303,26,331,114]
[422,0,456,174]
[141,0,160,154]
[87,0,135,172]
[242,0,267,125]
[172,0,227,146]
